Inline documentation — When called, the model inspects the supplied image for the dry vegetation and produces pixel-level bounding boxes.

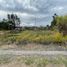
[0,30,67,45]
[0,30,67,50]
[14,30,66,45]
[16,30,67,44]
[0,55,67,67]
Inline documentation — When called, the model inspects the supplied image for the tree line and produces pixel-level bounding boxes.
[0,13,67,35]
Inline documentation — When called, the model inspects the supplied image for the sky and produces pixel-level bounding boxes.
[0,0,67,26]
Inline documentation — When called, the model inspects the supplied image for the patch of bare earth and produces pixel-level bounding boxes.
[0,43,66,51]
[0,44,18,49]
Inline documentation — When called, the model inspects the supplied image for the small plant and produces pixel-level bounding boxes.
[0,55,13,64]
[36,58,49,67]
[24,57,34,65]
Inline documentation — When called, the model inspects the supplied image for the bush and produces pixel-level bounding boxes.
[53,32,63,43]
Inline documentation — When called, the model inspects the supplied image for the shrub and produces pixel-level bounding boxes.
[53,32,63,43]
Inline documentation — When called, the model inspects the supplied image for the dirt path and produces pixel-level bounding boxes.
[0,50,67,56]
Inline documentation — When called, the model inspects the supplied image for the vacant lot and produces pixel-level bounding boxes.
[0,30,67,51]
[0,31,67,67]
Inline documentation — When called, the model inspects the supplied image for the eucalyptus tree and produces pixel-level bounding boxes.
[7,14,21,30]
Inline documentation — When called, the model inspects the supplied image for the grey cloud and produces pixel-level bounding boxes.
[0,0,67,26]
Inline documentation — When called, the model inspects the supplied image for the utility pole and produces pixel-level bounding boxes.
[34,16,37,30]
[35,16,36,27]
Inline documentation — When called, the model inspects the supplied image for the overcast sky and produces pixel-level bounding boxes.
[0,0,67,26]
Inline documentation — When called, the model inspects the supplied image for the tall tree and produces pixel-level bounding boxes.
[51,13,57,28]
[7,14,21,29]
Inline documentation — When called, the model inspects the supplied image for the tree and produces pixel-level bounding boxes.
[51,13,57,28]
[51,14,67,35]
[0,14,21,30]
[15,14,20,27]
[56,16,67,35]
[7,14,21,30]
[0,20,8,30]
[7,14,11,20]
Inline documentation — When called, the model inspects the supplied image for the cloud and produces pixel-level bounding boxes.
[0,0,67,26]
[21,22,34,26]
[52,7,64,11]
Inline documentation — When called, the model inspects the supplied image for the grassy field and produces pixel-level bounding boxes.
[0,30,67,50]
[16,30,67,44]
[0,30,67,67]
[0,30,67,44]
[0,55,66,67]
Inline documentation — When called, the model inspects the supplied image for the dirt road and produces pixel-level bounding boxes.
[0,50,67,56]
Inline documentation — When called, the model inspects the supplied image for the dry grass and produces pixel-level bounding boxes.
[0,55,66,67]
[0,30,67,45]
[0,43,67,51]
